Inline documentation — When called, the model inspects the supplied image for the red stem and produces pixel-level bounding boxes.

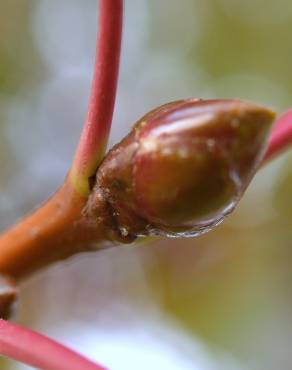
[71,0,123,196]
[0,320,107,370]
[264,109,292,163]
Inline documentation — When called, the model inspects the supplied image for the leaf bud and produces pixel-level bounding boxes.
[91,99,275,240]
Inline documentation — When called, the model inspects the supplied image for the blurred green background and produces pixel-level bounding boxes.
[1,0,292,369]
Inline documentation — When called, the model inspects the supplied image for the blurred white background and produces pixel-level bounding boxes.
[1,0,292,369]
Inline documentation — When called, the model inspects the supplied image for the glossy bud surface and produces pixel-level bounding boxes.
[93,99,275,239]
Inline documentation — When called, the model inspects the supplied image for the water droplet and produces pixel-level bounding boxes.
[119,227,129,237]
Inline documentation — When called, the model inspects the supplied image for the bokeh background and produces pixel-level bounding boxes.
[1,0,292,369]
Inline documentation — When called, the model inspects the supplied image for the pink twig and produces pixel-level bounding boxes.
[0,319,107,370]
[71,0,123,196]
[264,109,292,163]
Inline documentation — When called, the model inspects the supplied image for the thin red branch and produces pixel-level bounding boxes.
[0,319,107,370]
[71,0,123,196]
[264,109,292,163]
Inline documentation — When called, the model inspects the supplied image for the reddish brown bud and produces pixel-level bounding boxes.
[90,99,275,240]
